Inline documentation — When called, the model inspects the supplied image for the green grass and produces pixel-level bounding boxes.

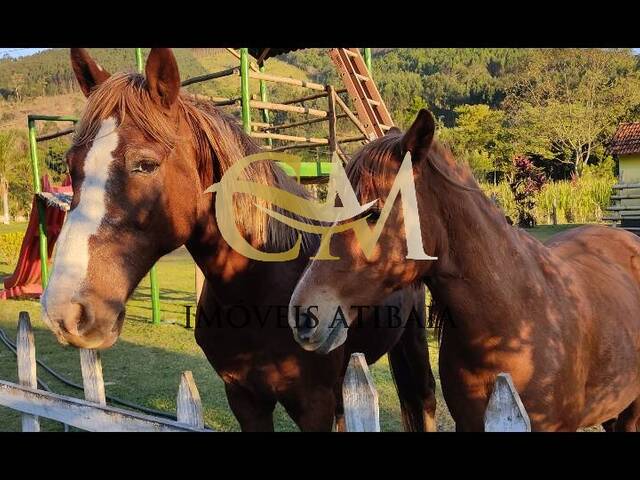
[523,224,584,243]
[0,224,580,431]
[0,222,27,235]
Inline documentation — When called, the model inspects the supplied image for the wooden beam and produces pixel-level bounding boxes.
[249,100,327,118]
[343,353,380,432]
[334,94,373,140]
[484,372,531,432]
[36,128,75,142]
[80,349,106,406]
[281,91,328,105]
[0,380,210,432]
[17,312,39,432]
[613,183,640,190]
[268,143,327,152]
[248,71,326,92]
[251,132,328,144]
[177,371,204,429]
[181,67,239,87]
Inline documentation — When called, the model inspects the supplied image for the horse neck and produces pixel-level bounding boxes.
[418,149,545,339]
[184,119,311,305]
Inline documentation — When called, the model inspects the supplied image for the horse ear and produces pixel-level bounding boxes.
[145,48,181,109]
[401,109,436,157]
[385,126,402,136]
[70,48,111,97]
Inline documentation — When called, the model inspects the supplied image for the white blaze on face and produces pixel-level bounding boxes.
[41,117,119,320]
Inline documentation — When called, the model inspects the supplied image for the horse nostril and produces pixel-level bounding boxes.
[296,313,318,341]
[61,302,94,337]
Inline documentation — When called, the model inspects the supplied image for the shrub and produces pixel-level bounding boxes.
[0,232,24,265]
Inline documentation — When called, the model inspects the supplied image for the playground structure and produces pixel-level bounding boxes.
[0,47,394,327]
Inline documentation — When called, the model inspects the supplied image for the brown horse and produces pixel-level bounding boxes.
[289,109,640,432]
[39,48,436,431]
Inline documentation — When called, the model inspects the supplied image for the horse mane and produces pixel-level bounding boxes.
[73,72,313,253]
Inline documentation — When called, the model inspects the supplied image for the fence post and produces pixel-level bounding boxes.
[176,371,204,429]
[326,85,338,166]
[17,312,40,432]
[343,352,380,432]
[484,372,531,432]
[80,349,106,406]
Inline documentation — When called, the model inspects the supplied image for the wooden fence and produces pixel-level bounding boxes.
[0,312,210,432]
[0,312,531,432]
[341,354,531,432]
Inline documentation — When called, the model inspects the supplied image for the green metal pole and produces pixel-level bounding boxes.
[135,47,161,325]
[364,48,372,77]
[240,48,251,134]
[135,48,144,73]
[259,64,272,148]
[28,118,49,288]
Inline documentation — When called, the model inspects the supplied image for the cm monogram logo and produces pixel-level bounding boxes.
[205,151,437,262]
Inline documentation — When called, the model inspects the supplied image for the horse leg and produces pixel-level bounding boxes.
[333,379,346,432]
[280,386,337,432]
[224,383,277,432]
[388,319,437,432]
[614,398,640,432]
[602,418,617,432]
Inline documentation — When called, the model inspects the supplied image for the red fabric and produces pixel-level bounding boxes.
[1,175,72,300]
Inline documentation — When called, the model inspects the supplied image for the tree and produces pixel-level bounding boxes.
[504,49,640,176]
[439,104,510,179]
[0,130,28,224]
[508,155,546,228]
[0,132,17,223]
[9,72,24,102]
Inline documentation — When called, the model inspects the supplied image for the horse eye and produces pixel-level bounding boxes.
[132,159,160,174]
[367,209,381,223]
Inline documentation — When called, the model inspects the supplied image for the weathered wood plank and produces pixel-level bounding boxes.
[80,349,106,406]
[177,371,204,429]
[0,380,210,432]
[343,353,380,432]
[17,312,39,432]
[484,372,531,432]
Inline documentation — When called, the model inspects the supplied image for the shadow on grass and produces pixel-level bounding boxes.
[0,320,417,432]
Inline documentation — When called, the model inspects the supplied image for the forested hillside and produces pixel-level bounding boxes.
[0,48,639,227]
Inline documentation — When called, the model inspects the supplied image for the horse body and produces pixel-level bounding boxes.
[289,108,640,431]
[433,219,640,431]
[40,48,436,432]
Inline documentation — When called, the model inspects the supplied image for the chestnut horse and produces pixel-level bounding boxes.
[39,48,436,431]
[289,109,640,432]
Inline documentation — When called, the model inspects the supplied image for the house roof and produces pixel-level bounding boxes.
[610,123,640,156]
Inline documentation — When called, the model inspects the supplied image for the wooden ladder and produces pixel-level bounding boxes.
[328,48,394,140]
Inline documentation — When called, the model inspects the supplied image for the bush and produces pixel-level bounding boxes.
[0,232,24,265]
[481,169,615,226]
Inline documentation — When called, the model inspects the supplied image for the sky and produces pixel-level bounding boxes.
[2,48,640,59]
[0,48,49,58]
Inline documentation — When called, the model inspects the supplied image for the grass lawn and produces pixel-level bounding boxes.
[0,222,28,235]
[0,224,581,431]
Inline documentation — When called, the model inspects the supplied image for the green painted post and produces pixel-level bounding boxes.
[240,48,251,134]
[135,47,161,325]
[135,48,144,73]
[28,118,49,288]
[259,64,272,148]
[364,48,372,77]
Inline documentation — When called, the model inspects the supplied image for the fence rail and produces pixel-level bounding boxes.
[0,312,211,432]
[0,312,533,432]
